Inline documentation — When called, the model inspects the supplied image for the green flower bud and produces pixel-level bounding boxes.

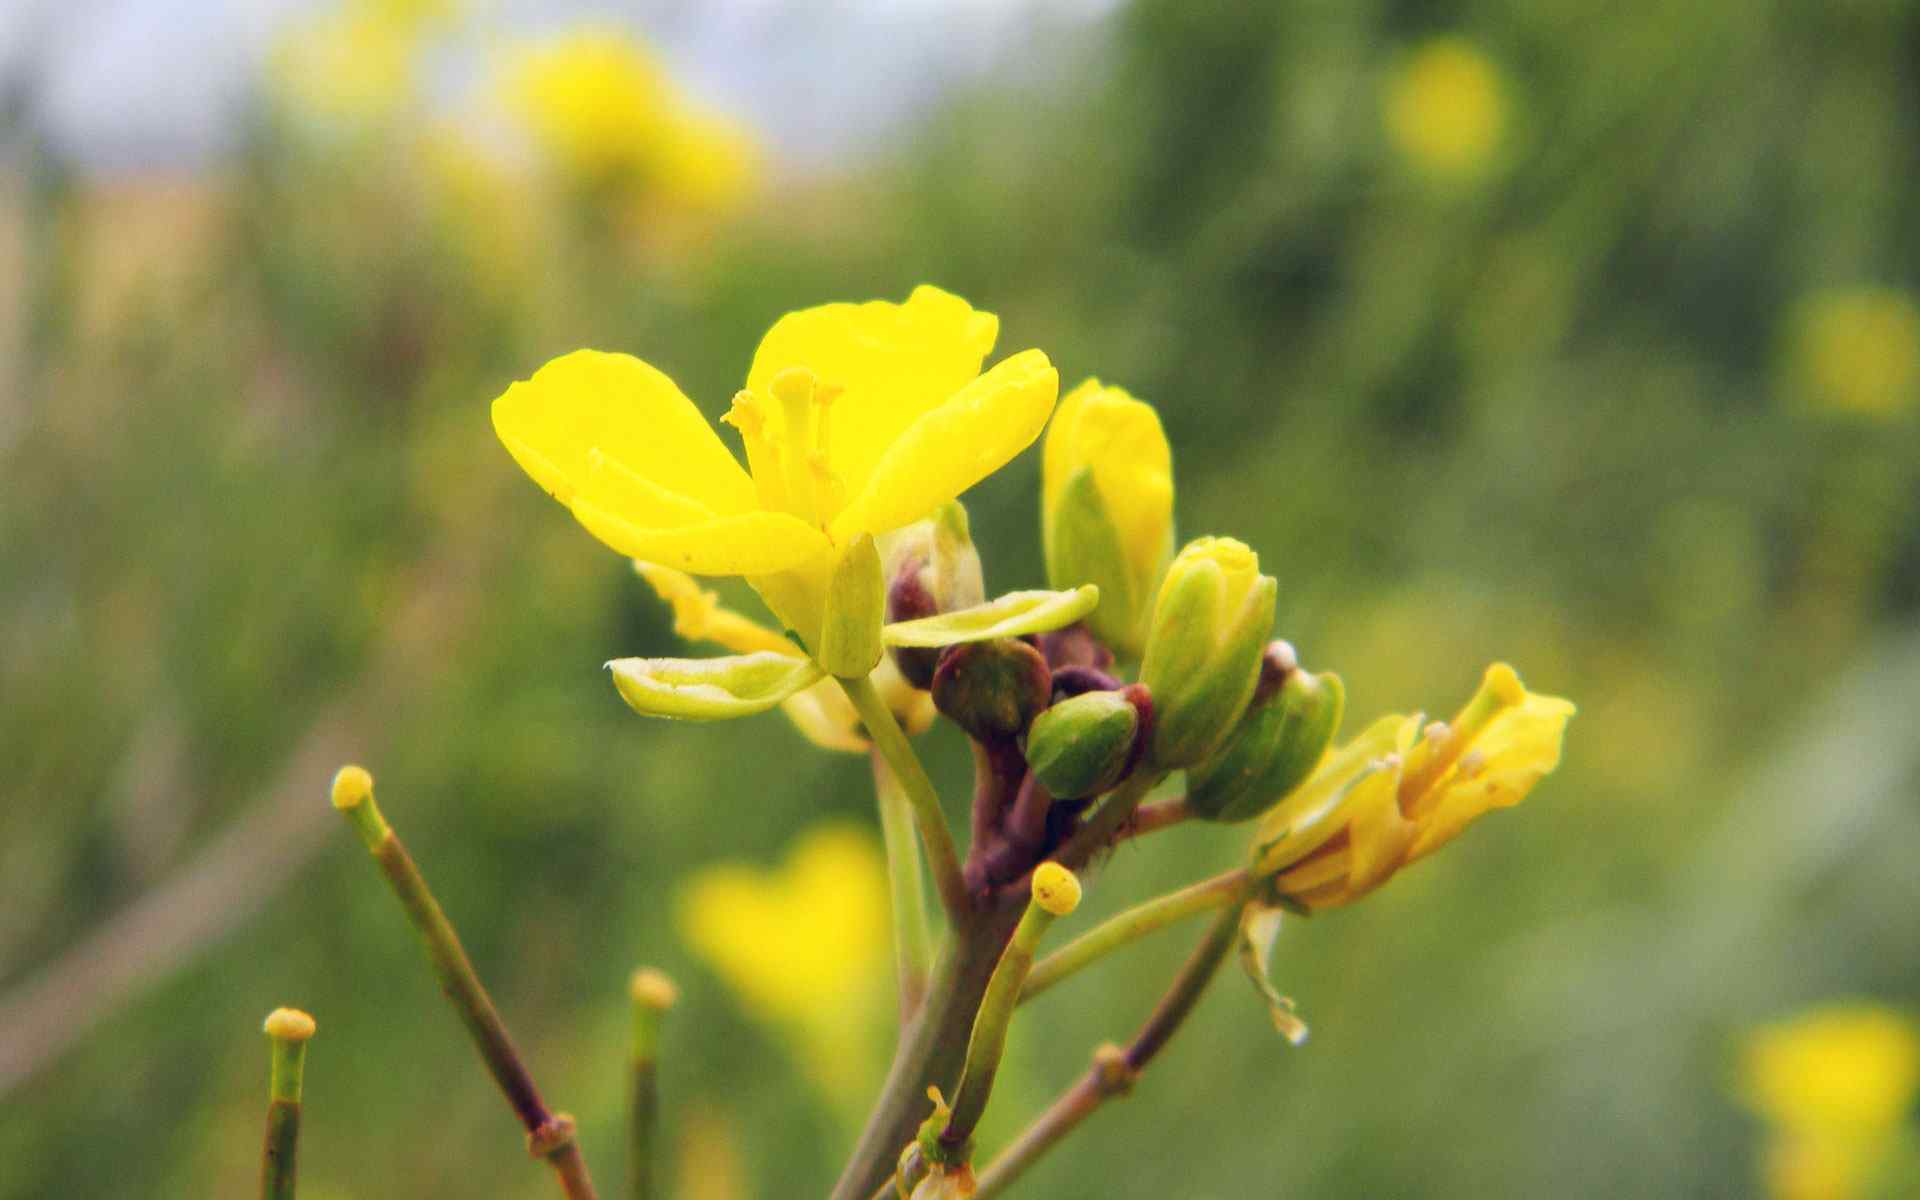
[1137,537,1277,768]
[1042,381,1174,658]
[1024,690,1142,799]
[1187,644,1345,823]
[819,533,884,678]
[931,639,1051,743]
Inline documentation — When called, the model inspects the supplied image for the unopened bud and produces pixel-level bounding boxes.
[1023,690,1141,799]
[1188,652,1345,823]
[882,503,984,688]
[1042,380,1174,657]
[931,639,1050,743]
[1029,862,1083,916]
[1138,537,1277,768]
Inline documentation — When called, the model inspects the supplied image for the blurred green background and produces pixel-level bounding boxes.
[3,1,1919,1197]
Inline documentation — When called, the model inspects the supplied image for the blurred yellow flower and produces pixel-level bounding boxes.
[502,28,759,214]
[1041,379,1174,656]
[1383,37,1509,181]
[1253,663,1574,909]
[1785,287,1920,417]
[631,561,933,752]
[677,825,892,1110]
[493,286,1059,655]
[271,0,457,125]
[1740,1005,1920,1199]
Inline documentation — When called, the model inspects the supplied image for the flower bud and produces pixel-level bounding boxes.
[884,502,986,688]
[1023,690,1142,800]
[1187,646,1345,823]
[1137,537,1277,768]
[1042,380,1174,658]
[931,639,1050,743]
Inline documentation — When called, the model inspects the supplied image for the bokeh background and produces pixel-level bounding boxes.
[4,1,1919,1197]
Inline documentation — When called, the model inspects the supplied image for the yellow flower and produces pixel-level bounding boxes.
[1041,379,1174,656]
[1740,1005,1920,1200]
[677,825,892,1110]
[272,9,420,124]
[1383,37,1509,181]
[1784,287,1920,417]
[493,286,1059,656]
[632,561,932,752]
[1253,663,1574,909]
[1743,1006,1920,1135]
[502,28,759,213]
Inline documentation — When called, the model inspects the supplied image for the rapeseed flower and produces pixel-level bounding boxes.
[493,286,1058,659]
[1383,37,1509,181]
[1785,287,1920,417]
[1252,663,1573,909]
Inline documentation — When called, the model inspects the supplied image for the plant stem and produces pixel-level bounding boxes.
[1054,771,1163,871]
[1020,867,1249,1006]
[260,1009,313,1200]
[871,751,934,1023]
[331,767,598,1200]
[828,900,1024,1200]
[627,970,675,1200]
[1118,794,1192,841]
[840,674,969,920]
[973,898,1249,1199]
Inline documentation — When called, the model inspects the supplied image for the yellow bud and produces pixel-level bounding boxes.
[1041,380,1174,657]
[330,764,373,810]
[629,968,679,1011]
[262,1007,317,1042]
[1030,862,1082,917]
[1138,537,1278,768]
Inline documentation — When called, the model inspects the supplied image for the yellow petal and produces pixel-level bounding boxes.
[744,286,1000,499]
[572,498,830,575]
[1044,379,1174,575]
[829,349,1058,542]
[632,562,803,658]
[1341,723,1420,895]
[493,349,758,518]
[1406,692,1574,863]
[1741,1005,1920,1133]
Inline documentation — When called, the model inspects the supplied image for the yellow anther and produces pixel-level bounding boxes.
[725,390,790,512]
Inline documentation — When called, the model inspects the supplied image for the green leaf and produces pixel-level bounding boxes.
[607,652,824,720]
[1237,905,1309,1045]
[880,585,1100,649]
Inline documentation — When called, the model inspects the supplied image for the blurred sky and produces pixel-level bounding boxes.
[0,0,1121,171]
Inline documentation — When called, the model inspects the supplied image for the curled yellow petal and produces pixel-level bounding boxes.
[572,500,831,576]
[829,348,1058,542]
[493,349,757,517]
[632,562,802,658]
[1405,691,1575,864]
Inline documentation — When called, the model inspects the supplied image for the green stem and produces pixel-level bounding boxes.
[828,900,1025,1200]
[628,971,674,1200]
[974,898,1249,1199]
[332,769,598,1200]
[840,675,968,920]
[1054,771,1163,871]
[939,898,1062,1154]
[260,1014,311,1200]
[871,751,934,1023]
[1020,868,1249,1006]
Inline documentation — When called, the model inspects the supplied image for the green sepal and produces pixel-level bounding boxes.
[608,652,824,720]
[820,533,885,677]
[881,585,1099,649]
[1044,467,1143,653]
[1237,905,1309,1045]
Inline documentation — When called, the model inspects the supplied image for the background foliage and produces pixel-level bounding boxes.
[3,1,1918,1196]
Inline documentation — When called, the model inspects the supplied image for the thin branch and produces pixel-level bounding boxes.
[1020,868,1248,1006]
[872,752,934,1023]
[840,674,969,920]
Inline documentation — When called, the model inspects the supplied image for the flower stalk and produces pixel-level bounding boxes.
[1019,867,1249,1005]
[840,674,969,920]
[873,753,935,1021]
[627,969,676,1200]
[260,1007,315,1200]
[330,766,599,1200]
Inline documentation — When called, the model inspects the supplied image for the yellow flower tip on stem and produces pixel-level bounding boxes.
[263,1007,317,1042]
[629,968,679,1011]
[1030,862,1082,917]
[330,764,374,810]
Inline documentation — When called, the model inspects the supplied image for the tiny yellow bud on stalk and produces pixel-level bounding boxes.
[629,968,679,1012]
[262,1008,317,1043]
[329,765,373,810]
[260,1007,315,1200]
[1030,862,1082,917]
[329,764,390,849]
